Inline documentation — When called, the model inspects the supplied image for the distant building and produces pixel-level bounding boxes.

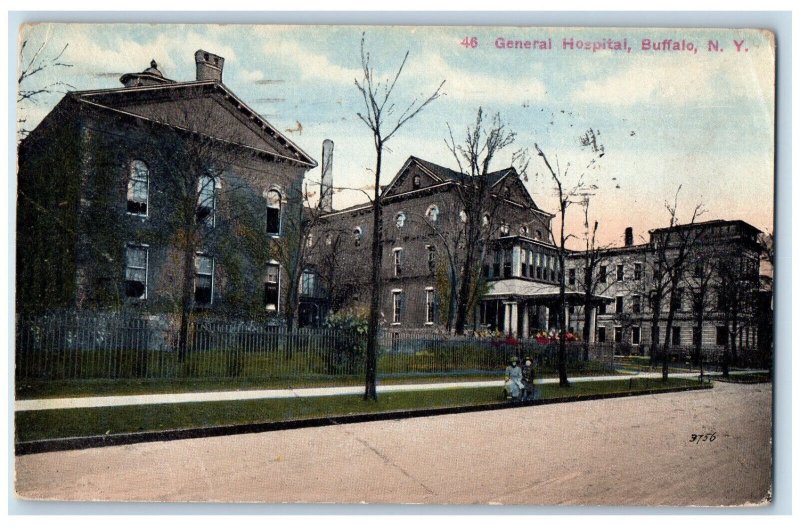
[565,220,766,363]
[17,50,316,315]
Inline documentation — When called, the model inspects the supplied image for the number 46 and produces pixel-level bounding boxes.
[461,37,478,48]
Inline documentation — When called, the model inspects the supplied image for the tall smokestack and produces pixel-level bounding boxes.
[320,139,334,213]
[624,227,633,247]
[195,49,224,82]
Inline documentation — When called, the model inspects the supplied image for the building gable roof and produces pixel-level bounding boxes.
[72,81,316,167]
[381,156,543,211]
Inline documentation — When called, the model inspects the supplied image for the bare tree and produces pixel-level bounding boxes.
[17,34,74,140]
[686,241,720,378]
[533,130,604,387]
[443,108,528,335]
[574,197,616,358]
[646,187,705,381]
[269,182,329,331]
[354,33,444,400]
[715,248,760,376]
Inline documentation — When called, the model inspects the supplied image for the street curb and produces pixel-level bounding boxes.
[15,383,712,456]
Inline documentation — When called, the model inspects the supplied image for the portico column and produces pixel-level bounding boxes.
[503,303,512,334]
[509,302,518,337]
[564,305,570,332]
[588,305,597,343]
[543,306,550,331]
[521,302,530,339]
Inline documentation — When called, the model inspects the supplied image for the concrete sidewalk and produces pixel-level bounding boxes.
[13,370,753,412]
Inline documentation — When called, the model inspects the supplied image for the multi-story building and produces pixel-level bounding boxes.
[17,50,316,315]
[305,155,606,335]
[565,220,764,361]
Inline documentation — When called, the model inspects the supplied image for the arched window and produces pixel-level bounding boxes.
[426,205,439,223]
[197,174,216,226]
[500,224,510,236]
[354,226,363,246]
[127,160,149,215]
[535,229,543,240]
[459,210,467,223]
[325,232,333,245]
[395,212,407,228]
[482,214,490,227]
[266,190,282,235]
[519,225,529,236]
[412,175,421,189]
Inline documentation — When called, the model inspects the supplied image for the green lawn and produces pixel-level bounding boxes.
[16,368,628,400]
[15,377,708,443]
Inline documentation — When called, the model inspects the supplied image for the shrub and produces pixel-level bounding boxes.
[324,309,369,375]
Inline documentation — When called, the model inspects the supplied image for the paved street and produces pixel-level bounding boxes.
[14,381,771,506]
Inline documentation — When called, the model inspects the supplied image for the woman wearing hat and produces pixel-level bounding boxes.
[504,356,524,401]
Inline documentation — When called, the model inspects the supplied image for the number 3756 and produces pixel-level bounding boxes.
[690,432,717,443]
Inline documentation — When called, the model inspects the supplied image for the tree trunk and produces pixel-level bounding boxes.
[454,239,476,335]
[364,147,383,401]
[177,232,196,363]
[557,211,568,387]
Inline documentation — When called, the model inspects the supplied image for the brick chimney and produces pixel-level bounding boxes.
[195,50,224,82]
[624,226,633,247]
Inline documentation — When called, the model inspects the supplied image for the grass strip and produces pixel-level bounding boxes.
[16,377,705,443]
[16,369,627,400]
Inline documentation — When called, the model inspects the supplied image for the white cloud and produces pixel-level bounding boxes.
[262,39,362,85]
[571,38,774,108]
[408,53,547,106]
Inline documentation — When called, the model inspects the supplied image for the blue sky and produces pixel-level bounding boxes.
[17,23,774,247]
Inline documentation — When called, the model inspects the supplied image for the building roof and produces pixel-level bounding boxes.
[28,80,317,168]
[410,156,513,187]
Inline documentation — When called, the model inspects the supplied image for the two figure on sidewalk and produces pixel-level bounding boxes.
[505,356,535,402]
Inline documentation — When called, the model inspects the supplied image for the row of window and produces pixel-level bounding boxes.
[391,288,436,325]
[125,160,283,235]
[124,244,283,311]
[573,262,643,285]
[597,325,754,347]
[483,247,560,283]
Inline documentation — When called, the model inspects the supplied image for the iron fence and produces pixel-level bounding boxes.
[15,312,618,383]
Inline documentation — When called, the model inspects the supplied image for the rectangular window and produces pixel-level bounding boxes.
[597,326,606,343]
[264,263,280,311]
[716,326,728,346]
[535,252,543,279]
[427,246,437,273]
[568,268,576,286]
[615,296,624,313]
[599,265,607,283]
[634,262,642,280]
[127,160,149,215]
[392,290,403,324]
[599,302,607,315]
[425,288,435,324]
[124,245,148,299]
[197,175,216,227]
[194,254,214,306]
[520,249,529,277]
[616,264,625,281]
[671,288,684,312]
[693,326,702,347]
[614,326,623,343]
[503,249,513,278]
[394,248,403,277]
[632,326,641,345]
[672,326,681,346]
[632,294,641,314]
[300,270,316,296]
[493,250,501,277]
